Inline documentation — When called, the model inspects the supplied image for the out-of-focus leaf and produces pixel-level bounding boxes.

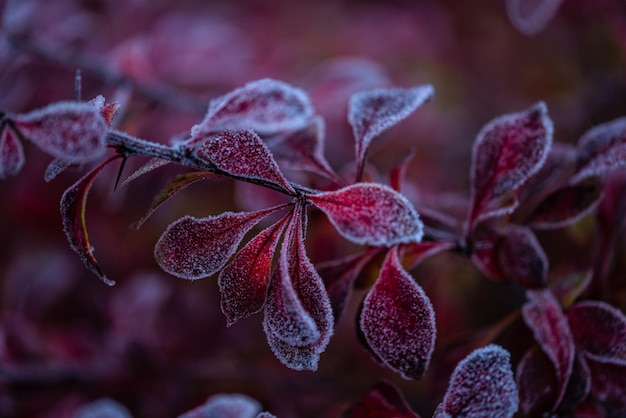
[516,347,558,416]
[12,101,109,162]
[154,205,287,280]
[194,130,295,194]
[389,148,415,193]
[345,381,420,418]
[468,102,553,231]
[506,0,564,36]
[568,301,626,365]
[219,213,290,326]
[435,345,518,418]
[74,398,132,418]
[0,126,24,179]
[61,156,120,286]
[309,183,423,246]
[44,158,72,182]
[522,289,575,408]
[88,94,120,127]
[348,85,434,179]
[401,240,456,272]
[527,182,602,229]
[359,247,436,379]
[178,393,262,418]
[549,270,592,309]
[190,78,314,139]
[572,117,626,184]
[132,171,220,229]
[587,358,626,410]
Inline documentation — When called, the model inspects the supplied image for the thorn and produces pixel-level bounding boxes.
[114,156,128,191]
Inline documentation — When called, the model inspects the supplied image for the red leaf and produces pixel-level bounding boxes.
[522,289,575,408]
[178,393,261,418]
[572,117,626,184]
[345,381,420,418]
[219,213,290,326]
[262,204,334,370]
[527,182,602,229]
[587,358,626,410]
[401,241,456,272]
[436,345,519,418]
[0,127,24,179]
[195,130,295,194]
[516,347,558,415]
[348,85,434,179]
[468,102,553,231]
[549,270,592,309]
[506,0,564,36]
[359,247,436,379]
[309,183,423,246]
[61,156,120,286]
[190,78,314,138]
[12,101,109,162]
[154,205,286,280]
[568,301,626,365]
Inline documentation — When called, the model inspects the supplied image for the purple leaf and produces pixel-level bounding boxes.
[0,126,24,179]
[587,358,626,410]
[359,247,436,379]
[74,398,132,418]
[263,204,334,370]
[516,347,558,415]
[12,101,109,162]
[61,156,120,286]
[522,289,575,408]
[572,117,626,184]
[154,205,287,280]
[194,130,295,194]
[348,85,434,179]
[345,381,420,418]
[527,182,602,229]
[468,102,553,231]
[178,393,261,418]
[132,171,220,229]
[568,301,626,365]
[219,213,290,326]
[437,344,519,418]
[120,157,170,189]
[190,78,314,138]
[506,0,564,36]
[44,158,72,182]
[309,183,423,247]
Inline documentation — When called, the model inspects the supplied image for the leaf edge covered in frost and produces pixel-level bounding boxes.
[506,0,565,36]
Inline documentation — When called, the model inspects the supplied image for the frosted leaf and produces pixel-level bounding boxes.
[568,301,626,365]
[468,102,553,231]
[44,158,72,182]
[267,117,343,184]
[359,248,436,379]
[522,289,575,408]
[12,101,109,162]
[61,156,120,286]
[506,0,564,36]
[178,393,261,418]
[255,414,276,418]
[572,117,626,184]
[527,182,602,229]
[154,205,285,280]
[348,85,434,177]
[516,347,557,415]
[74,398,132,418]
[195,130,295,194]
[219,213,290,326]
[132,172,220,229]
[345,381,420,418]
[309,183,423,246]
[88,94,120,127]
[0,127,24,179]
[587,359,626,410]
[120,158,170,189]
[191,78,314,138]
[401,241,456,272]
[441,345,519,418]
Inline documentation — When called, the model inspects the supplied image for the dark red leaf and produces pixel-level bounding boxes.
[468,102,553,231]
[154,204,287,280]
[516,347,558,415]
[389,148,415,193]
[345,381,420,418]
[132,171,220,229]
[401,241,456,272]
[309,183,423,246]
[348,85,434,178]
[527,182,602,229]
[0,126,24,179]
[506,0,564,36]
[195,130,295,194]
[61,156,120,286]
[190,78,314,138]
[572,117,626,184]
[568,301,626,365]
[436,344,518,418]
[587,358,626,410]
[12,101,109,162]
[522,289,575,408]
[359,247,436,379]
[178,393,261,418]
[219,213,290,326]
[548,270,592,309]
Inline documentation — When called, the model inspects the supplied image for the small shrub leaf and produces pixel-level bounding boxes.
[178,393,261,418]
[527,182,602,229]
[587,358,626,410]
[120,157,170,189]
[506,0,564,36]
[0,127,25,179]
[44,158,72,182]
[516,347,558,415]
[345,381,420,418]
